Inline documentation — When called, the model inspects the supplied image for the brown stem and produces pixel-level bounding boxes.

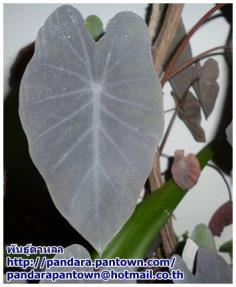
[152,4,184,74]
[161,218,177,258]
[148,4,162,42]
[165,108,176,113]
[161,4,226,86]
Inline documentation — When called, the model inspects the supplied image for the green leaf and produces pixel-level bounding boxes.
[101,142,215,259]
[85,15,103,40]
[219,240,232,254]
[191,224,216,250]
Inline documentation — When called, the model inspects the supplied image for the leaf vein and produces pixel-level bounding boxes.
[32,99,92,145]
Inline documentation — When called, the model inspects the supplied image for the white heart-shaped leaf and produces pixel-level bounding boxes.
[19,5,164,254]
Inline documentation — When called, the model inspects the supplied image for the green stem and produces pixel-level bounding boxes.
[101,141,217,259]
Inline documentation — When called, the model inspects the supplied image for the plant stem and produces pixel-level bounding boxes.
[148,4,162,42]
[164,108,176,113]
[152,4,184,73]
[167,45,231,80]
[160,106,179,154]
[161,4,226,86]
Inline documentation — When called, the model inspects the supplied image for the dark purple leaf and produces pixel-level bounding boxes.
[195,59,219,118]
[209,201,232,236]
[173,91,206,142]
[167,20,195,99]
[165,20,202,101]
